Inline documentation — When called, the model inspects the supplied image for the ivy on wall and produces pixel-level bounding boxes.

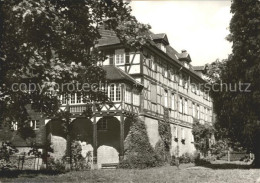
[157,121,172,163]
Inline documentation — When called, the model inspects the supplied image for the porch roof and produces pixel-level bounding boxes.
[103,65,143,88]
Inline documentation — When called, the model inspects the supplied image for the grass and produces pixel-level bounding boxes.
[0,163,260,183]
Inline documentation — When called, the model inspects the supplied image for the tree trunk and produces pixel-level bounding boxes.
[252,151,260,168]
[252,133,260,168]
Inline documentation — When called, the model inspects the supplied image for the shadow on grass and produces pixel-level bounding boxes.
[196,162,253,169]
[0,169,65,178]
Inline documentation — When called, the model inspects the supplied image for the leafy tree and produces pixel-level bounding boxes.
[192,121,214,156]
[208,0,260,167]
[0,0,150,135]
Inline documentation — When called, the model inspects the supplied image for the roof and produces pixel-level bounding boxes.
[103,65,143,87]
[97,27,206,82]
[151,33,169,45]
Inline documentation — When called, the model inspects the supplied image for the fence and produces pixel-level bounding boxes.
[9,153,43,170]
[218,151,254,162]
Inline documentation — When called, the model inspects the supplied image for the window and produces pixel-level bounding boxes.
[164,68,168,78]
[71,93,75,104]
[191,81,196,93]
[115,49,125,65]
[116,85,121,101]
[133,94,140,106]
[184,99,188,115]
[12,122,18,131]
[192,103,195,117]
[125,90,131,104]
[151,56,155,70]
[179,74,183,86]
[181,128,185,140]
[184,75,188,89]
[197,105,200,119]
[205,107,208,121]
[61,94,67,104]
[77,93,82,103]
[30,120,40,130]
[171,93,175,110]
[161,44,166,53]
[151,84,157,103]
[174,126,178,138]
[97,118,107,131]
[109,84,115,101]
[164,90,168,108]
[109,53,114,65]
[179,97,183,113]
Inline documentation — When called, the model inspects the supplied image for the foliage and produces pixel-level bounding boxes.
[157,121,172,163]
[70,141,90,170]
[0,142,19,170]
[47,157,66,173]
[192,121,214,156]
[0,0,150,134]
[210,139,229,158]
[119,117,163,169]
[158,121,172,152]
[207,0,260,167]
[179,152,196,164]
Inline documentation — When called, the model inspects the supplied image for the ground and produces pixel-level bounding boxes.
[1,162,260,183]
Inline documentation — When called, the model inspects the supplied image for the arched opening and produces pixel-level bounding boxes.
[70,118,93,145]
[97,116,120,166]
[46,119,67,159]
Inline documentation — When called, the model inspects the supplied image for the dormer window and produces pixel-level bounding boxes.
[161,44,166,53]
[115,49,125,65]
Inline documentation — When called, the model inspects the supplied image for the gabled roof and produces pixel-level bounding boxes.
[178,50,192,63]
[151,33,169,45]
[97,27,206,82]
[103,65,143,87]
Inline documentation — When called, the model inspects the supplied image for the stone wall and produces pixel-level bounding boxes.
[144,116,196,156]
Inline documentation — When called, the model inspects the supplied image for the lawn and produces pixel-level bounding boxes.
[0,163,260,183]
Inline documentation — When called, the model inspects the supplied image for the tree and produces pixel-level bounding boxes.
[0,0,150,135]
[208,0,260,167]
[192,121,214,157]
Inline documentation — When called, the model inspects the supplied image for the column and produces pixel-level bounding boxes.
[93,116,98,168]
[119,114,125,161]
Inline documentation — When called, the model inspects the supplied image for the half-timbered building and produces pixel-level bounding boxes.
[0,25,213,169]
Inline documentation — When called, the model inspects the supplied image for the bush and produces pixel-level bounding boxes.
[154,140,171,164]
[0,141,18,170]
[119,117,163,169]
[70,141,90,170]
[47,157,66,173]
[194,153,211,166]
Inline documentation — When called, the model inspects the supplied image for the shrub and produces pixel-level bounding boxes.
[119,117,163,169]
[47,157,66,173]
[194,153,211,166]
[0,141,18,170]
[70,141,89,170]
[178,152,196,164]
[61,141,90,171]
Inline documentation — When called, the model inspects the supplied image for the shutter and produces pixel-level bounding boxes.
[125,49,130,64]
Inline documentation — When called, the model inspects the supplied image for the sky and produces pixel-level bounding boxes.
[130,1,232,66]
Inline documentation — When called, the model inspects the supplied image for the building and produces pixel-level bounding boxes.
[0,26,213,169]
